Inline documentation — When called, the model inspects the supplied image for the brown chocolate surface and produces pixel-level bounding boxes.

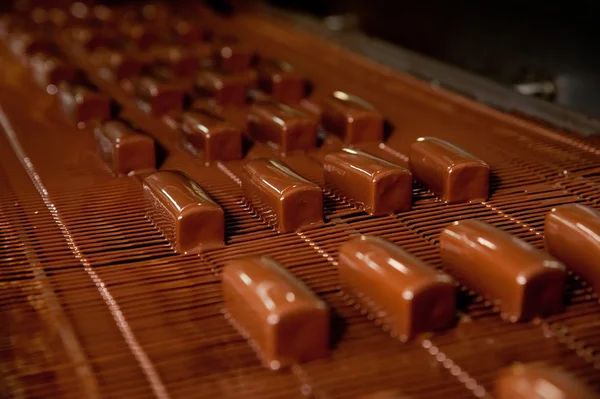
[545,204,600,297]
[257,59,305,104]
[241,158,324,232]
[2,2,600,399]
[324,148,412,215]
[222,256,329,370]
[134,75,185,116]
[143,170,225,254]
[409,137,490,203]
[59,82,112,126]
[181,109,243,162]
[495,363,599,399]
[195,68,255,106]
[339,236,456,341]
[440,220,566,322]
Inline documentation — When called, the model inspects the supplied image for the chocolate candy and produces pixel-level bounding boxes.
[545,204,600,296]
[257,60,305,104]
[89,49,143,81]
[241,159,323,233]
[120,21,157,49]
[59,83,111,125]
[94,120,155,176]
[324,148,412,215]
[440,220,566,322]
[495,363,598,399]
[321,91,384,144]
[195,69,254,106]
[134,76,184,116]
[9,32,52,58]
[247,102,318,153]
[151,46,199,78]
[30,53,78,87]
[214,38,254,73]
[181,110,242,162]
[339,236,456,341]
[409,137,490,203]
[69,27,113,51]
[143,171,225,254]
[222,256,329,369]
[172,19,205,44]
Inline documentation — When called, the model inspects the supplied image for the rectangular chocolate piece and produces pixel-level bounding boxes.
[321,91,384,144]
[134,76,184,116]
[195,69,254,106]
[89,49,143,81]
[257,60,305,104]
[151,45,200,78]
[324,148,412,215]
[339,236,455,341]
[222,256,329,369]
[143,170,225,254]
[409,137,490,203]
[94,120,155,176]
[214,38,254,73]
[440,220,566,322]
[241,159,323,233]
[59,83,111,125]
[30,53,78,87]
[181,110,242,162]
[545,204,600,296]
[247,102,318,153]
[495,363,597,399]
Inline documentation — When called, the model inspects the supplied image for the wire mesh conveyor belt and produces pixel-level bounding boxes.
[1,2,600,399]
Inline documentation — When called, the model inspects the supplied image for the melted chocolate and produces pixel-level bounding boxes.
[409,137,490,203]
[94,120,156,176]
[143,170,225,254]
[545,204,600,296]
[324,148,412,215]
[321,91,384,144]
[222,256,329,369]
[495,363,598,399]
[247,101,318,153]
[181,109,243,162]
[241,159,323,232]
[339,236,456,341]
[440,220,566,322]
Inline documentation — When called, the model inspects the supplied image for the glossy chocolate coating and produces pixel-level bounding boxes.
[181,110,242,162]
[339,236,455,341]
[30,52,78,87]
[134,76,184,116]
[94,120,155,176]
[150,45,199,78]
[545,204,600,296]
[409,137,489,203]
[241,159,323,233]
[321,91,384,144]
[214,38,254,73]
[222,256,329,369]
[440,220,566,322]
[195,69,254,106]
[247,101,318,153]
[89,49,143,81]
[59,83,111,124]
[495,363,599,399]
[143,170,225,254]
[257,59,305,104]
[324,148,412,215]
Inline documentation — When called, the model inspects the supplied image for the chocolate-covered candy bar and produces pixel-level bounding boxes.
[89,49,143,81]
[440,220,566,322]
[120,21,158,49]
[143,171,225,254]
[321,91,384,144]
[214,38,254,73]
[324,148,412,215]
[59,83,111,125]
[195,69,254,106]
[339,236,455,341]
[222,256,329,369]
[69,27,114,51]
[151,46,199,78]
[247,101,318,153]
[30,53,78,87]
[172,19,204,44]
[409,137,489,203]
[134,76,184,116]
[242,159,323,233]
[545,204,600,296]
[495,363,598,399]
[257,60,305,104]
[181,110,242,162]
[94,120,155,176]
